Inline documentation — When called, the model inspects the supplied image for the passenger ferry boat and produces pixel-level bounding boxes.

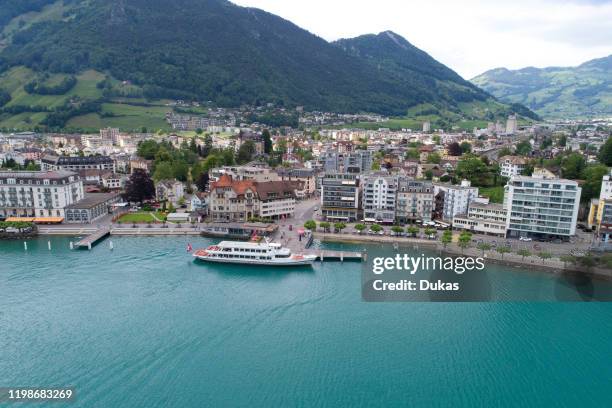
[193,241,317,266]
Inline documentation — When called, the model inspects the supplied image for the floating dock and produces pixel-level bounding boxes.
[312,250,363,262]
[75,227,111,249]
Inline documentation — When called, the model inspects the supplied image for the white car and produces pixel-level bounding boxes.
[519,237,532,242]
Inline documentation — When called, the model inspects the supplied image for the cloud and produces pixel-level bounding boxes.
[232,0,612,78]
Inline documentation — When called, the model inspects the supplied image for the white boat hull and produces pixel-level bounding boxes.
[193,254,317,266]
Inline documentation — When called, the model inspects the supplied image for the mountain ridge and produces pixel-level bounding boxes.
[0,0,536,131]
[472,55,612,119]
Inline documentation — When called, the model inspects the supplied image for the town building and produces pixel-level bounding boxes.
[499,156,528,178]
[210,165,279,183]
[65,193,121,224]
[41,154,116,173]
[588,172,612,241]
[320,173,360,222]
[361,174,397,224]
[505,174,581,239]
[0,170,84,219]
[505,115,518,135]
[276,168,318,198]
[452,202,507,237]
[434,180,479,222]
[208,175,296,222]
[396,179,434,224]
[100,127,120,144]
[155,180,185,207]
[320,150,372,174]
[255,181,297,220]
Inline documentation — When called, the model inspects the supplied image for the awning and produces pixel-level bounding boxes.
[5,217,35,222]
[34,217,64,224]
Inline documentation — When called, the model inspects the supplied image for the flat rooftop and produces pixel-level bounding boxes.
[66,193,120,210]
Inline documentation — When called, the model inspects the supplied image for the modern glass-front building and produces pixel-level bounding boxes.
[505,175,581,239]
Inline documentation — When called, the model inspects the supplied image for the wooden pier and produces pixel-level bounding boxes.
[75,227,110,249]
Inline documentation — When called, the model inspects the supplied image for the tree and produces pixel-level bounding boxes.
[517,249,531,261]
[496,246,511,260]
[334,222,347,233]
[319,221,330,233]
[561,153,586,180]
[137,140,160,160]
[391,226,404,236]
[458,231,472,253]
[581,164,609,202]
[441,230,452,248]
[424,227,436,237]
[202,135,213,157]
[447,142,462,156]
[406,226,419,237]
[598,137,612,166]
[456,157,489,186]
[427,153,441,164]
[537,251,552,264]
[237,140,256,164]
[370,224,382,233]
[125,169,155,204]
[557,135,567,148]
[262,129,273,154]
[515,141,532,156]
[304,220,317,231]
[497,147,513,157]
[355,224,366,234]
[460,141,472,154]
[405,148,420,160]
[195,172,209,192]
[477,242,491,256]
[153,162,174,181]
[172,161,189,182]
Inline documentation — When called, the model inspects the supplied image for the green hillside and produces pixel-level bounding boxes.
[0,65,172,132]
[471,56,612,119]
[0,0,538,131]
[0,0,526,118]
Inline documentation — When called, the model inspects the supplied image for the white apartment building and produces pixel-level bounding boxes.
[505,174,581,238]
[453,202,507,237]
[0,171,84,219]
[435,180,479,222]
[361,174,397,223]
[499,156,528,178]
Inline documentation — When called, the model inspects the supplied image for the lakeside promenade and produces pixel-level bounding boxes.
[314,231,612,280]
[31,220,610,279]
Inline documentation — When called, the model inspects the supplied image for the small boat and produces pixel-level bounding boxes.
[193,240,317,266]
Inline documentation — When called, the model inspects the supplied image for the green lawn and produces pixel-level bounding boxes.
[479,186,505,203]
[117,212,157,224]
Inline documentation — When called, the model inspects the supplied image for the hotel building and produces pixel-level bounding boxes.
[0,170,84,219]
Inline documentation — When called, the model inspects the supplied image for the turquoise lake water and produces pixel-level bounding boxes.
[1,236,612,407]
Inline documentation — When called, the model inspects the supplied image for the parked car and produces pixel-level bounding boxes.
[519,237,532,242]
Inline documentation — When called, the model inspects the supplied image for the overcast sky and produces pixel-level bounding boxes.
[232,0,612,79]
